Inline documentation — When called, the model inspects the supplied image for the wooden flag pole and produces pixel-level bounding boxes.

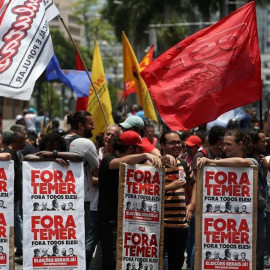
[59,16,109,127]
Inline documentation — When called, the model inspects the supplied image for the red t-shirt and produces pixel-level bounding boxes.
[141,138,156,153]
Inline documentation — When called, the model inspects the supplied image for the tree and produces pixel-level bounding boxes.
[33,29,93,118]
[103,0,265,57]
[50,29,92,69]
[102,0,189,55]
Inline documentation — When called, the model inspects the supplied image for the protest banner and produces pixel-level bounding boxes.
[23,161,85,270]
[0,0,59,100]
[0,161,14,270]
[117,164,164,270]
[195,166,257,270]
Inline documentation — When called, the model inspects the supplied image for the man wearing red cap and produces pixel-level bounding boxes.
[119,115,160,156]
[98,131,162,270]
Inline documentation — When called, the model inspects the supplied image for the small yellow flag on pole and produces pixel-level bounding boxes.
[122,32,158,122]
[87,39,114,141]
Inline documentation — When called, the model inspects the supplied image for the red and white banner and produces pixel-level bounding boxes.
[141,2,261,130]
[0,0,59,100]
[117,164,164,270]
[198,166,255,270]
[0,0,10,22]
[0,161,14,270]
[23,161,85,270]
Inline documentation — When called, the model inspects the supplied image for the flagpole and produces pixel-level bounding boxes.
[59,16,109,127]
[46,81,51,119]
[123,82,127,118]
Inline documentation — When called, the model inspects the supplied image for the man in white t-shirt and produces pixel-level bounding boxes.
[24,107,37,132]
[63,111,99,270]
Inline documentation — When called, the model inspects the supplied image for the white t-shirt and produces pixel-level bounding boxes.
[24,113,37,131]
[67,136,99,202]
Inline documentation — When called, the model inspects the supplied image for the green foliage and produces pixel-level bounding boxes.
[50,29,75,68]
[102,0,189,52]
[73,0,116,49]
[42,83,61,118]
[33,28,93,117]
[156,26,187,54]
[50,29,92,69]
[107,82,119,111]
[32,78,61,119]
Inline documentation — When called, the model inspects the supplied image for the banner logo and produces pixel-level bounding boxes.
[0,0,42,73]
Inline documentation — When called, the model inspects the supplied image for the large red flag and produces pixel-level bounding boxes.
[141,2,261,130]
[75,51,89,111]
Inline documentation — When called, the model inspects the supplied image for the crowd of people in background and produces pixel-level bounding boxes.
[3,103,270,270]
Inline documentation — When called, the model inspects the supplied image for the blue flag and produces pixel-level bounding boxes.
[45,54,91,97]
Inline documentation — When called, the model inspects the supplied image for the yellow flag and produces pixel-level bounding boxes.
[87,39,114,141]
[122,32,158,122]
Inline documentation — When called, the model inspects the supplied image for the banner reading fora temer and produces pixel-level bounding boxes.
[23,161,85,270]
[0,161,14,270]
[195,166,257,270]
[117,163,164,270]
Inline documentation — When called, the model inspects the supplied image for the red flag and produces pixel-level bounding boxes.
[75,51,88,111]
[141,2,261,130]
[123,45,154,98]
[75,51,84,70]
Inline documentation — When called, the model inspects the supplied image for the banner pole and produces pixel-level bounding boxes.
[123,83,127,118]
[59,16,109,127]
[46,81,51,120]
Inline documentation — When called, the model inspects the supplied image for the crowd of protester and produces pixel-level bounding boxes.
[3,104,270,269]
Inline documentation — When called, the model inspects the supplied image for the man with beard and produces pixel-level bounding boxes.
[63,111,99,270]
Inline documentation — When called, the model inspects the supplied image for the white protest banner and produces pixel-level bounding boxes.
[195,166,257,270]
[0,0,59,100]
[0,0,10,18]
[43,0,59,21]
[23,161,85,270]
[117,164,164,270]
[0,161,14,270]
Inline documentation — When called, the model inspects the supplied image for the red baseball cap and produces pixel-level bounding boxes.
[120,131,144,146]
[185,135,202,147]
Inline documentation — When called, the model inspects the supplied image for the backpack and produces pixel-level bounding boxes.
[200,148,208,157]
[64,135,81,151]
